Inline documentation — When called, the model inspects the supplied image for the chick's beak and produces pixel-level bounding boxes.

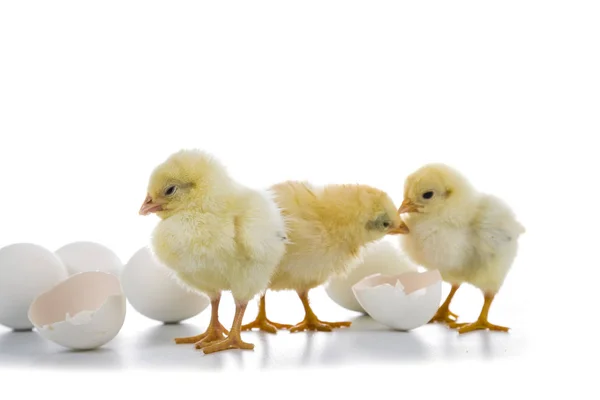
[139,194,163,215]
[387,220,409,235]
[399,198,421,214]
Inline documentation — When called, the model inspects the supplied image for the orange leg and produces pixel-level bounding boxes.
[289,290,352,333]
[174,293,229,347]
[241,293,292,333]
[202,301,255,354]
[449,292,510,334]
[429,284,461,324]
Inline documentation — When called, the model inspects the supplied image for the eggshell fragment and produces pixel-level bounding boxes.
[325,240,418,313]
[55,241,123,277]
[0,243,68,330]
[28,271,126,350]
[121,247,210,323]
[352,270,442,331]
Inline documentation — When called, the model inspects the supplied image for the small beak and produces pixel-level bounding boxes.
[139,194,163,215]
[387,220,409,235]
[398,198,421,214]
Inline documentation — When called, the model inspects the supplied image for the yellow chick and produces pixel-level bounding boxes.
[139,149,287,354]
[398,163,525,334]
[242,181,408,333]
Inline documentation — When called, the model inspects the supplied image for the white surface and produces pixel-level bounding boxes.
[0,0,598,397]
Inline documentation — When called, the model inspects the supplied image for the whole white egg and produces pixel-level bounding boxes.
[55,241,123,277]
[0,243,69,330]
[325,239,418,313]
[121,247,210,323]
[28,271,126,350]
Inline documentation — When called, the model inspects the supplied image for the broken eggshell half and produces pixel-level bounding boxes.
[352,270,442,331]
[28,271,126,350]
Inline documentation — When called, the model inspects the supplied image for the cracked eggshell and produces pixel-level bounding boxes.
[352,270,442,331]
[325,240,418,313]
[28,271,126,350]
[121,247,210,323]
[0,243,69,330]
[55,241,123,277]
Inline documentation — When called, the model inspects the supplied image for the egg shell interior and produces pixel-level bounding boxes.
[352,270,442,331]
[29,271,122,328]
[353,269,441,294]
[325,239,417,313]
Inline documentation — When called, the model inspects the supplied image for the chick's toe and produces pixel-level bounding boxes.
[449,320,509,334]
[241,318,291,334]
[174,322,228,347]
[428,308,459,324]
[202,336,255,354]
[448,292,509,334]
[289,319,351,333]
[240,294,292,333]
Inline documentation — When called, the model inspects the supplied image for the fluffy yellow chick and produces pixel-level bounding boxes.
[139,149,287,354]
[242,181,408,333]
[398,163,525,334]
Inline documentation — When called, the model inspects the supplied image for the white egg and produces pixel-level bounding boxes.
[352,270,442,331]
[55,241,123,277]
[28,271,126,350]
[0,243,69,330]
[121,247,210,323]
[325,239,418,313]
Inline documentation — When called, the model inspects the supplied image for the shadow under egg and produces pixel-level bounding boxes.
[0,330,54,366]
[33,347,125,370]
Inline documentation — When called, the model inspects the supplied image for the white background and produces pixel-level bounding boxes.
[1,0,598,398]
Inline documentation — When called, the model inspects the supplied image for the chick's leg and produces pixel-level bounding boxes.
[174,293,229,347]
[202,301,255,354]
[429,284,461,324]
[289,290,352,333]
[449,292,510,334]
[240,293,292,333]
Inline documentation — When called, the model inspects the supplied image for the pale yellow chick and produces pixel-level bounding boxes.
[139,149,287,353]
[242,181,408,333]
[398,163,525,334]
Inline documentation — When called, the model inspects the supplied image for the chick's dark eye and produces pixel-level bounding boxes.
[382,221,391,228]
[422,191,434,199]
[164,186,177,196]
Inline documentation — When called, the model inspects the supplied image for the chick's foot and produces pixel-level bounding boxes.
[203,301,255,354]
[202,334,255,354]
[174,322,229,348]
[428,307,459,324]
[291,290,351,332]
[241,317,291,334]
[429,284,461,324]
[449,319,509,334]
[289,317,351,333]
[240,294,292,333]
[448,292,509,334]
